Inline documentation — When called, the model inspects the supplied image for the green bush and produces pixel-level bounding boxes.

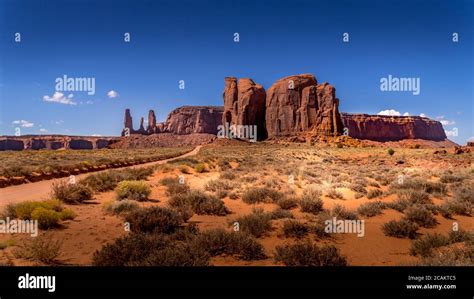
[194,163,207,173]
[115,180,151,201]
[31,207,61,229]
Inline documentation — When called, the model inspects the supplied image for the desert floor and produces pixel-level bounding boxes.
[0,141,472,266]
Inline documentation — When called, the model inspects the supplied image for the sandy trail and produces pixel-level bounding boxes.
[0,146,201,210]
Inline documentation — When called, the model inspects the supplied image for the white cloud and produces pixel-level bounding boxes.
[403,112,410,116]
[54,120,64,125]
[419,113,428,118]
[39,128,48,132]
[12,120,34,128]
[468,137,474,142]
[43,92,77,105]
[91,134,102,137]
[445,128,458,137]
[440,120,455,126]
[107,90,119,98]
[378,109,401,116]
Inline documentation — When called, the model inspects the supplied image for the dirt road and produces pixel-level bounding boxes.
[0,146,201,210]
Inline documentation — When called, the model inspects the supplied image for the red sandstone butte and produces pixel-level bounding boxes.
[340,113,447,142]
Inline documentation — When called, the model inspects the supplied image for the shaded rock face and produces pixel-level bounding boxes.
[68,139,94,150]
[222,77,267,139]
[162,106,223,135]
[0,139,24,151]
[340,113,447,141]
[123,106,223,136]
[147,110,157,134]
[265,74,343,138]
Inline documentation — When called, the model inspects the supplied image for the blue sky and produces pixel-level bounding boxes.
[0,0,472,144]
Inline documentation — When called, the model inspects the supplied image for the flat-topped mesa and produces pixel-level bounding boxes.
[265,74,343,138]
[341,113,447,141]
[222,77,267,139]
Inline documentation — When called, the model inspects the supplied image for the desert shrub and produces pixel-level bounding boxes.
[105,200,139,216]
[134,242,210,266]
[194,163,207,173]
[274,242,347,266]
[366,188,383,199]
[14,236,62,264]
[326,188,344,200]
[79,171,118,192]
[282,220,309,238]
[169,190,229,216]
[192,229,266,260]
[416,246,474,266]
[165,182,190,196]
[269,208,294,220]
[453,184,474,203]
[410,233,449,257]
[349,183,367,194]
[448,229,473,244]
[390,178,446,195]
[233,209,272,237]
[159,176,179,186]
[357,201,386,217]
[220,171,236,180]
[385,198,410,212]
[277,197,298,210]
[396,189,431,205]
[59,209,76,220]
[404,205,437,228]
[388,148,395,156]
[30,207,61,229]
[115,180,151,201]
[382,219,419,239]
[179,165,190,174]
[125,206,183,234]
[52,181,93,204]
[331,204,358,220]
[299,197,324,215]
[241,187,284,204]
[440,173,465,184]
[93,233,176,266]
[441,199,472,216]
[205,179,234,192]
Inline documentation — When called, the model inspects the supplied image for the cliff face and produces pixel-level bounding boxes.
[160,106,223,135]
[223,77,267,139]
[265,74,343,138]
[123,106,223,136]
[0,136,118,151]
[341,113,447,142]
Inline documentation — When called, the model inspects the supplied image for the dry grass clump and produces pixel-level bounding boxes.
[233,209,272,237]
[277,196,299,210]
[366,188,383,199]
[440,184,473,216]
[357,201,386,217]
[125,206,184,234]
[326,188,344,200]
[269,208,294,220]
[403,205,437,228]
[169,190,229,216]
[410,230,473,258]
[299,187,324,214]
[382,219,419,239]
[115,180,151,201]
[105,200,139,216]
[205,179,234,192]
[14,235,62,264]
[328,204,358,220]
[282,220,309,238]
[241,187,284,204]
[274,242,347,266]
[219,170,236,180]
[51,181,93,204]
[80,167,154,192]
[390,178,447,195]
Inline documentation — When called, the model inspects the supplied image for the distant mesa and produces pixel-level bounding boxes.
[0,136,117,151]
[122,73,447,144]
